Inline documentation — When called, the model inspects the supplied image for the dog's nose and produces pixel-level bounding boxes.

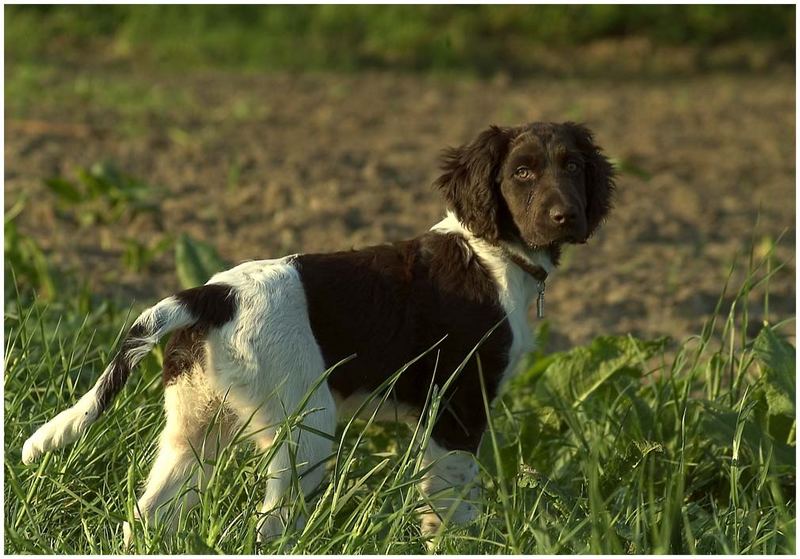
[549,206,577,225]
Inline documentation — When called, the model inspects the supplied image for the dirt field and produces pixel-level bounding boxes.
[4,69,795,351]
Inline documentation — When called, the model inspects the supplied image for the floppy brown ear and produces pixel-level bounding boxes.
[565,122,616,238]
[434,126,513,242]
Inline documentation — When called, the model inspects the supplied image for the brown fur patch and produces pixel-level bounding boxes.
[296,232,512,453]
[175,283,237,329]
[162,327,208,386]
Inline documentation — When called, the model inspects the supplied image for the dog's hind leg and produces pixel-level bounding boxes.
[123,365,234,547]
[204,258,338,543]
[223,379,337,545]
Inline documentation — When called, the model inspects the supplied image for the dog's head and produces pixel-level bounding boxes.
[435,122,615,260]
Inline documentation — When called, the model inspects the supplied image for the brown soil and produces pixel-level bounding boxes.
[4,69,796,352]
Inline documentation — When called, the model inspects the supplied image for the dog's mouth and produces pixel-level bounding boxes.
[526,240,560,252]
[526,234,585,251]
[561,234,587,245]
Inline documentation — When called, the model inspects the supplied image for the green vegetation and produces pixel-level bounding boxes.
[4,222,795,553]
[42,162,160,228]
[5,170,229,299]
[6,5,795,74]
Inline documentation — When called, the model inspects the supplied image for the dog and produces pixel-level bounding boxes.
[22,121,614,547]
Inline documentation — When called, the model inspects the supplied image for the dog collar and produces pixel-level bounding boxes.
[501,247,548,319]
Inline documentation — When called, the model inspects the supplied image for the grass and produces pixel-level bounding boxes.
[3,232,795,554]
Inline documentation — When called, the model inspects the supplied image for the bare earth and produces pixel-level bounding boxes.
[4,70,796,351]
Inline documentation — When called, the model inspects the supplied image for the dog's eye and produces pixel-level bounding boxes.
[565,161,580,173]
[514,166,535,180]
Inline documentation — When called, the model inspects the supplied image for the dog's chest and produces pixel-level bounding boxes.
[492,267,539,388]
[500,304,536,386]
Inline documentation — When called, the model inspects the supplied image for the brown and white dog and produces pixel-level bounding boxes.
[22,122,614,546]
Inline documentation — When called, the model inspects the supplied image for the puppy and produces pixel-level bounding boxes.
[22,122,614,546]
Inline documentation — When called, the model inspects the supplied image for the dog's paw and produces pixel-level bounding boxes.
[421,514,443,553]
[21,437,42,465]
[256,513,285,544]
[420,499,481,553]
[122,521,134,549]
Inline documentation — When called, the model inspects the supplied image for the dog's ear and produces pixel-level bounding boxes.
[565,122,615,238]
[434,125,513,242]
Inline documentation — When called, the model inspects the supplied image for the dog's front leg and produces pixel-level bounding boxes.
[419,439,481,550]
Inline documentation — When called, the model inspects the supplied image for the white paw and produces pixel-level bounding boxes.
[122,521,133,549]
[256,513,285,543]
[421,514,443,552]
[21,437,41,465]
[420,499,480,551]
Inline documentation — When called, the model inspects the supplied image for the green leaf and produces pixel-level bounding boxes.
[175,234,229,289]
[753,326,795,417]
[531,335,668,409]
[517,464,583,517]
[89,161,125,188]
[186,531,221,554]
[700,401,795,470]
[77,167,110,198]
[4,217,56,299]
[599,440,663,496]
[122,235,172,273]
[478,430,519,480]
[43,177,84,203]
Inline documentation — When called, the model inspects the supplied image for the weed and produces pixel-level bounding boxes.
[174,234,229,289]
[43,162,160,228]
[4,199,56,300]
[122,235,173,274]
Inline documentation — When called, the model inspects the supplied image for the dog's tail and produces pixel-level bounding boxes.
[21,283,236,465]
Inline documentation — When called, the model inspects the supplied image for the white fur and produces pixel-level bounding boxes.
[204,258,336,542]
[124,296,194,363]
[22,380,102,465]
[123,365,233,547]
[419,438,481,549]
